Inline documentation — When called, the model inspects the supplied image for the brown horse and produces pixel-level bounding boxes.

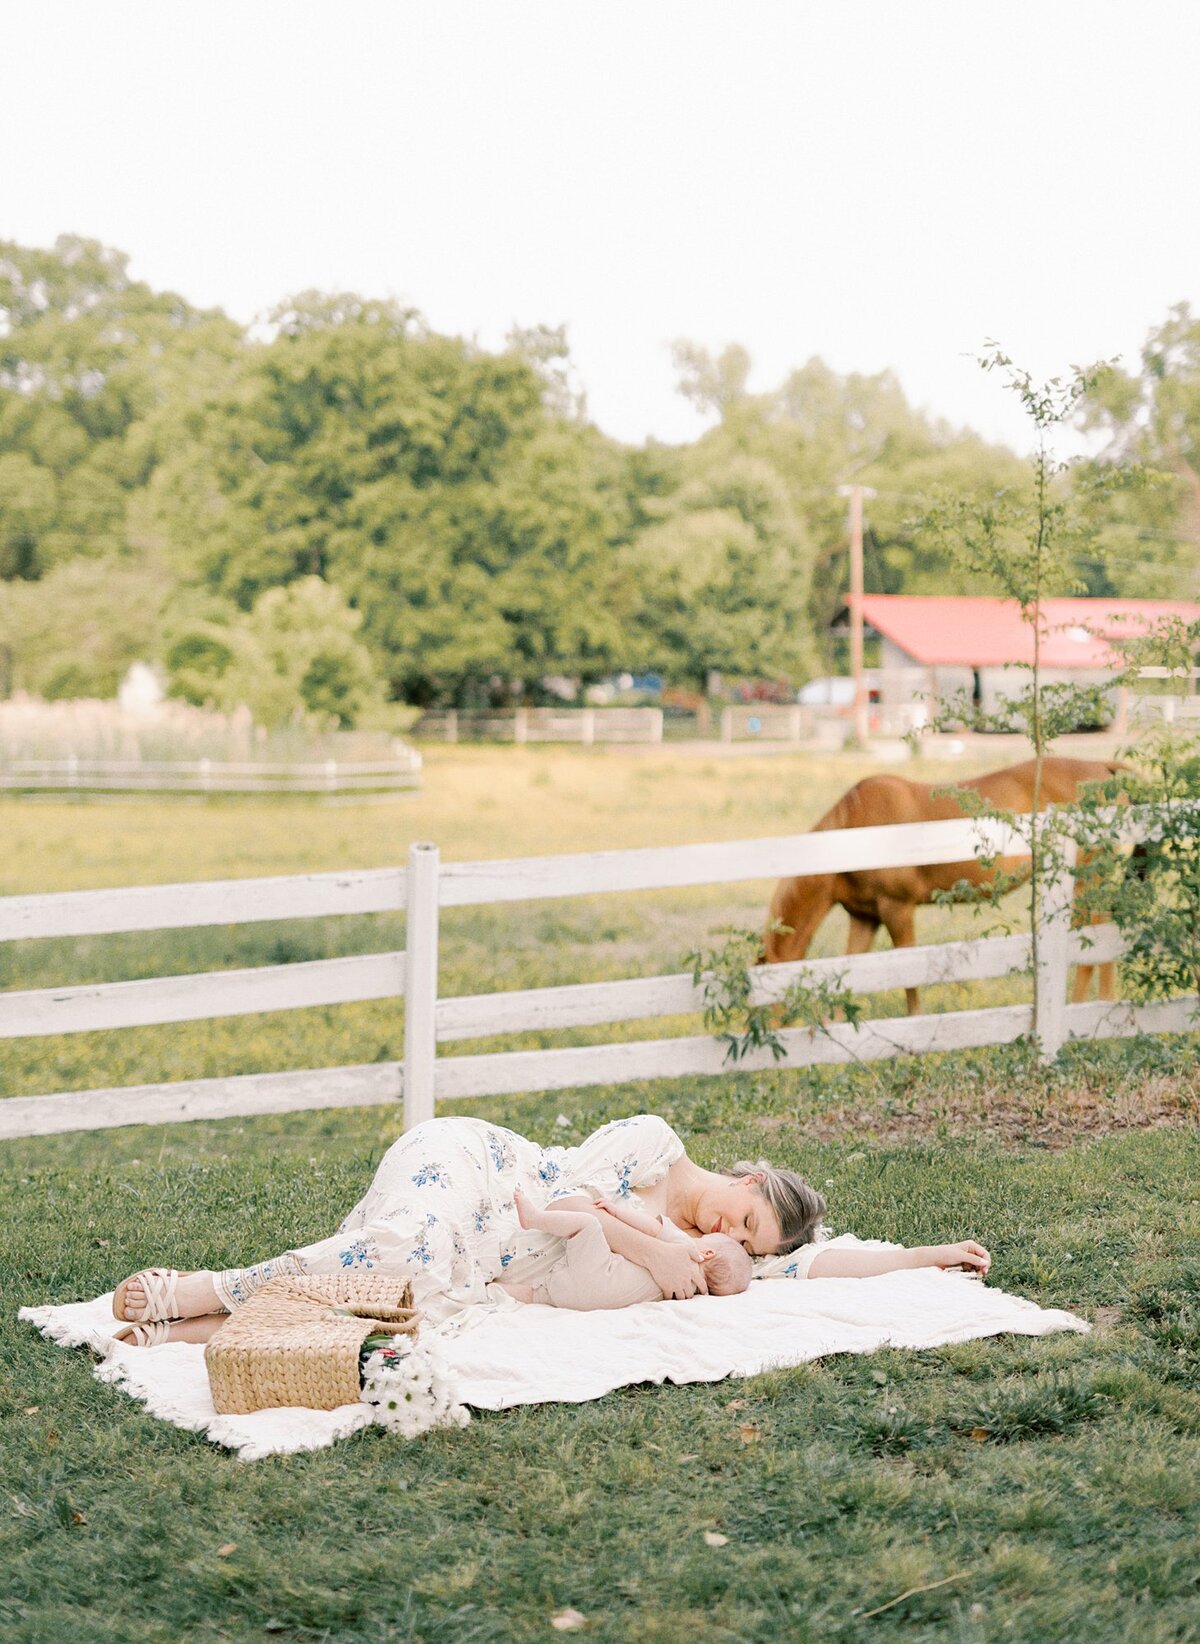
[763,756,1122,1013]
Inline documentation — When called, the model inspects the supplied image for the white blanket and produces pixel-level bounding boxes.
[19,1239,1089,1461]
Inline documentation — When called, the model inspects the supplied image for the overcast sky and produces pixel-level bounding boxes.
[6,2,1199,455]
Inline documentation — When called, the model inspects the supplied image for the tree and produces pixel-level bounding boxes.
[165,576,384,727]
[0,234,241,581]
[621,437,818,687]
[917,350,1119,1056]
[666,342,1030,673]
[1076,303,1200,598]
[0,555,171,698]
[152,299,627,702]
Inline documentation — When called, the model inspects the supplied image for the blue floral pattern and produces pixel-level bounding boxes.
[487,1129,516,1174]
[405,1213,440,1268]
[318,1113,685,1320]
[338,1237,381,1269]
[613,1158,637,1200]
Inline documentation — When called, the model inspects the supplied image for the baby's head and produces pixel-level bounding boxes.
[700,1232,753,1297]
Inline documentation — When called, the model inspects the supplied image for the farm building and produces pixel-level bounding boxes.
[848,594,1200,720]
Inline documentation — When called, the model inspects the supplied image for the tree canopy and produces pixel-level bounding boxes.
[2,235,1194,722]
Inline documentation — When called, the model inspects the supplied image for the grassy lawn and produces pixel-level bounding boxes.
[3,744,1199,1642]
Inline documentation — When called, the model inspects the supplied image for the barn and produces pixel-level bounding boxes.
[852,594,1200,721]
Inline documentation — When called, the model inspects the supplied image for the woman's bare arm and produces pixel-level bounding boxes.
[806,1240,991,1279]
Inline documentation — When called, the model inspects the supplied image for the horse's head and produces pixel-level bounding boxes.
[763,874,835,963]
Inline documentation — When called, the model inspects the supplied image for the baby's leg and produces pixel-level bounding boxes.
[513,1187,596,1242]
[492,1280,535,1303]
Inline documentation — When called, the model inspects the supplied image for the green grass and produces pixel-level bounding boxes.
[5,1104,1200,1644]
[4,745,1199,1642]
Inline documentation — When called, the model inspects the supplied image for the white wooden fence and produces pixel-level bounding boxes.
[718,703,925,745]
[1,815,1194,1140]
[413,707,664,744]
[0,755,421,796]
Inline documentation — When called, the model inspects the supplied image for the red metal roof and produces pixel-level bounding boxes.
[857,595,1200,669]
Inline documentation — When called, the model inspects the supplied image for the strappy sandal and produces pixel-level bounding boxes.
[111,1319,172,1348]
[112,1268,184,1322]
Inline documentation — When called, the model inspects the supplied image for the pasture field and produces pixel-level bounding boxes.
[4,744,1051,1102]
[3,744,1199,1643]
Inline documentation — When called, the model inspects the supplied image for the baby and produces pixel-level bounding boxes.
[497,1187,753,1311]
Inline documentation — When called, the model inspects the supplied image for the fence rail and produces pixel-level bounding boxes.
[412,707,664,744]
[0,756,421,796]
[1,813,1192,1140]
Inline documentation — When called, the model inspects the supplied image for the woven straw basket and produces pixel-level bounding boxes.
[205,1273,419,1414]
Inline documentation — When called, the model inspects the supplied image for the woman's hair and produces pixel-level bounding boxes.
[703,1235,753,1296]
[724,1159,826,1255]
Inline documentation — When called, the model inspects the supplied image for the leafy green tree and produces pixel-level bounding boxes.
[621,437,817,686]
[1076,303,1200,598]
[152,299,628,702]
[165,576,384,727]
[0,235,241,582]
[0,555,171,698]
[666,342,1030,673]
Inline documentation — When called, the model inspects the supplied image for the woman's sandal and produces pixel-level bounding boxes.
[112,1267,185,1323]
[111,1319,172,1348]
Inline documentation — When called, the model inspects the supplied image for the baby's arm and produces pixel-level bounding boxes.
[806,1239,991,1279]
[592,1198,664,1240]
[524,1190,705,1298]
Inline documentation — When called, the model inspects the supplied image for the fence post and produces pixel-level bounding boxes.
[581,708,596,746]
[650,708,664,743]
[403,841,441,1130]
[1034,835,1076,1064]
[514,707,529,745]
[720,707,733,743]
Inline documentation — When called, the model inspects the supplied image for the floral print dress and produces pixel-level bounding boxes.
[281,1113,685,1322]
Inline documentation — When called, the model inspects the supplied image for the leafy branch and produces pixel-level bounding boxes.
[1071,617,1200,1010]
[910,348,1127,1051]
[686,923,863,1064]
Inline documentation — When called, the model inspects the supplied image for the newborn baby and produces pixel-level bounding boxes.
[496,1187,753,1311]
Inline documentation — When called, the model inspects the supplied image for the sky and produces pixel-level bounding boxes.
[5,2,1200,455]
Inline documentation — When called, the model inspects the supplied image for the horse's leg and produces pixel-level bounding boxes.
[877,898,920,1014]
[832,914,879,1022]
[846,913,879,958]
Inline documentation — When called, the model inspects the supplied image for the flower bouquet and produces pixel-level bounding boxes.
[359,1332,471,1437]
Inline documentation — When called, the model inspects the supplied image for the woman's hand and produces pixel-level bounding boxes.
[920,1240,991,1275]
[649,1239,709,1300]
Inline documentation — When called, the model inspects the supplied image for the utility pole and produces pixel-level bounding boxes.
[837,484,876,744]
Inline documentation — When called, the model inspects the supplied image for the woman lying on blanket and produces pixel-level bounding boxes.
[110,1113,991,1345]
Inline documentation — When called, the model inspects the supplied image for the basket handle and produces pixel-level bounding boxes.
[332,1303,420,1327]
